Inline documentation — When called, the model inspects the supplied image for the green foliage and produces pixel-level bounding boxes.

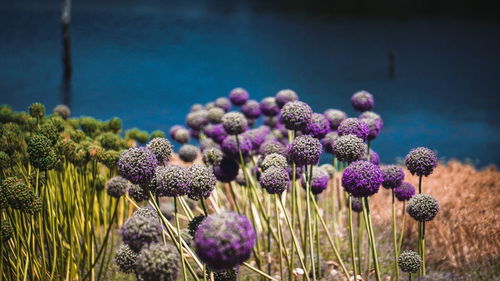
[28,102,45,119]
[125,128,149,144]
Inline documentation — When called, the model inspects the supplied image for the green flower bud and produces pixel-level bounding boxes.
[1,220,14,242]
[27,134,57,170]
[28,103,45,119]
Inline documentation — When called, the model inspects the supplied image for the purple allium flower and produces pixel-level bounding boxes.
[242,127,269,151]
[169,125,183,139]
[241,100,262,119]
[121,215,162,252]
[186,110,209,130]
[337,118,370,141]
[288,135,322,166]
[259,140,287,157]
[280,101,313,131]
[178,144,199,163]
[351,90,375,112]
[215,97,232,112]
[114,244,137,274]
[222,112,248,135]
[342,160,383,197]
[205,102,215,110]
[322,131,339,154]
[398,250,421,274]
[153,165,189,197]
[275,89,299,108]
[147,138,173,163]
[221,135,252,158]
[405,147,438,177]
[407,193,439,222]
[260,153,288,171]
[118,147,158,185]
[320,164,335,179]
[302,113,330,139]
[332,135,366,163]
[213,157,240,183]
[186,164,216,200]
[106,176,131,198]
[348,197,363,213]
[173,128,190,144]
[359,111,383,141]
[229,88,249,106]
[381,165,405,189]
[259,97,280,117]
[301,166,329,195]
[195,212,256,270]
[323,109,347,130]
[259,167,290,194]
[128,183,148,202]
[394,182,416,201]
[200,138,220,151]
[207,107,225,124]
[135,243,180,281]
[202,147,224,166]
[209,124,229,144]
[360,149,380,165]
[191,104,205,112]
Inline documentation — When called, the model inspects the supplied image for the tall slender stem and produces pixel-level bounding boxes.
[361,197,381,281]
[175,197,188,281]
[392,191,400,281]
[306,165,317,280]
[348,196,358,278]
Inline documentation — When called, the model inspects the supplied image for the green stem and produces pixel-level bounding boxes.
[392,191,400,281]
[175,197,188,281]
[348,196,358,278]
[274,195,284,281]
[306,165,316,280]
[361,197,381,281]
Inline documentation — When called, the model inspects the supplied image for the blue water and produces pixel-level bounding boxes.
[1,3,499,166]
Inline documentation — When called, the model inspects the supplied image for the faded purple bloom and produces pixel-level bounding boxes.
[215,97,232,112]
[173,127,190,144]
[221,135,252,158]
[241,100,262,119]
[260,97,280,117]
[303,113,330,139]
[147,137,173,163]
[280,101,313,131]
[229,88,249,106]
[135,243,180,281]
[153,165,189,197]
[322,131,339,154]
[405,147,438,177]
[207,107,225,124]
[351,90,375,112]
[359,111,383,141]
[260,153,288,171]
[121,215,162,252]
[222,112,248,135]
[381,165,405,189]
[275,89,299,108]
[243,127,269,150]
[394,182,416,201]
[361,149,380,165]
[348,197,363,213]
[342,160,383,197]
[337,118,370,141]
[301,166,329,195]
[169,125,183,139]
[178,144,199,163]
[288,135,322,166]
[200,138,220,151]
[118,147,158,185]
[186,110,208,130]
[332,135,366,163]
[407,194,439,222]
[259,167,290,194]
[191,104,205,112]
[259,140,287,157]
[106,176,131,198]
[213,157,240,183]
[187,164,216,200]
[323,109,347,130]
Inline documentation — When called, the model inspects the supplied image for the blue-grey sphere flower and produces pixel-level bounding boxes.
[342,160,383,197]
[259,140,287,157]
[153,165,189,197]
[405,147,438,177]
[275,89,299,108]
[173,127,190,144]
[359,111,383,141]
[398,250,422,274]
[381,165,405,189]
[121,215,162,252]
[187,164,216,200]
[213,157,240,183]
[178,144,199,163]
[118,147,158,185]
[147,138,173,163]
[221,135,252,159]
[114,244,138,273]
[195,212,256,270]
[106,176,131,198]
[259,97,280,117]
[407,193,439,222]
[222,112,248,135]
[332,135,366,163]
[186,110,209,130]
[53,104,71,119]
[394,182,416,201]
[215,97,232,112]
[259,167,290,194]
[260,153,288,171]
[202,147,224,166]
[229,88,249,106]
[302,113,330,139]
[288,135,322,166]
[351,90,375,112]
[337,118,370,141]
[280,101,313,131]
[207,107,226,124]
[241,100,262,119]
[323,109,347,130]
[135,243,180,281]
[301,166,329,195]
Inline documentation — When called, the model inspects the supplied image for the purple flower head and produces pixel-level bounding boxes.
[114,244,138,274]
[241,100,262,119]
[260,97,280,117]
[106,176,131,198]
[213,157,240,183]
[332,135,366,163]
[195,212,256,270]
[275,89,299,108]
[301,166,329,195]
[280,101,313,131]
[405,147,438,177]
[222,112,248,135]
[259,140,287,157]
[210,124,229,144]
[147,137,173,163]
[190,129,201,140]
[323,109,347,130]
[361,149,380,165]
[135,243,180,281]
[187,164,216,200]
[229,88,249,106]
[178,144,199,163]
[191,104,205,112]
[121,215,162,252]
[118,147,158,185]
[337,118,370,141]
[153,165,189,197]
[128,183,148,202]
[302,113,330,139]
[169,125,183,139]
[288,135,322,167]
[394,182,416,201]
[407,193,439,222]
[243,127,269,150]
[351,90,375,112]
[381,165,405,189]
[186,110,208,130]
[215,97,232,112]
[342,160,383,197]
[348,197,363,213]
[259,167,290,194]
[207,107,225,124]
[221,135,252,159]
[359,111,383,141]
[260,153,288,171]
[173,127,190,144]
[322,131,339,154]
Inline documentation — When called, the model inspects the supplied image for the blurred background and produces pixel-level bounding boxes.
[1,0,499,165]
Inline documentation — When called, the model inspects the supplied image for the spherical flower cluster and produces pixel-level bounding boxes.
[195,212,256,270]
[323,109,347,130]
[259,167,290,194]
[172,127,190,144]
[229,88,249,106]
[280,101,313,131]
[337,118,370,141]
[241,100,262,119]
[187,164,216,200]
[332,135,366,163]
[361,149,380,165]
[28,102,45,119]
[394,182,416,201]
[128,183,149,202]
[243,127,269,150]
[135,243,180,281]
[1,220,14,242]
[178,144,199,162]
[133,207,159,219]
[209,268,239,281]
[359,111,383,140]
[259,140,286,157]
[200,138,220,151]
[407,193,439,222]
[213,157,240,183]
[381,165,405,189]
[320,164,335,179]
[118,147,158,185]
[222,112,248,135]
[351,90,375,112]
[288,135,322,166]
[186,110,208,130]
[321,131,338,154]
[398,250,422,274]
[342,160,383,197]
[349,197,363,213]
[53,104,71,119]
[106,176,131,198]
[147,138,173,163]
[302,166,329,194]
[215,97,232,112]
[221,135,252,158]
[121,215,162,252]
[207,107,225,124]
[1,177,42,214]
[275,89,299,108]
[260,153,288,171]
[191,104,205,112]
[27,134,58,170]
[114,244,138,273]
[153,165,189,197]
[259,97,280,117]
[202,147,224,166]
[208,124,229,144]
[302,113,329,139]
[405,147,438,177]
[188,215,206,237]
